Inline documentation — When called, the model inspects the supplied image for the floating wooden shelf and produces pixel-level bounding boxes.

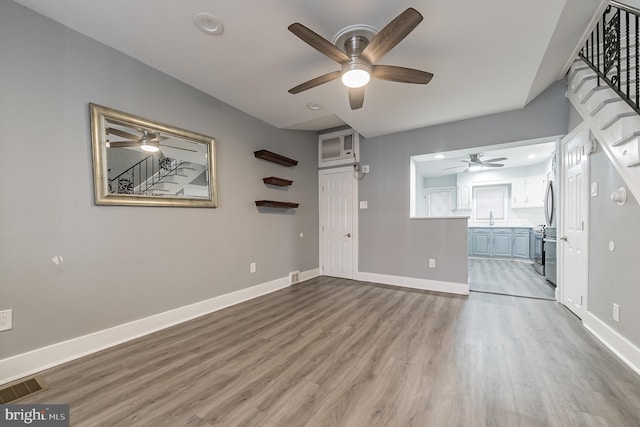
[255,200,299,209]
[254,150,298,167]
[263,176,293,186]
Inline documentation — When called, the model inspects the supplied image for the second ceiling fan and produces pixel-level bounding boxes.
[288,7,433,110]
[443,154,508,172]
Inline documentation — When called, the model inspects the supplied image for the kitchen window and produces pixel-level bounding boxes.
[474,185,508,221]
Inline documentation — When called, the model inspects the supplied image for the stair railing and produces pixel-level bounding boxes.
[109,155,184,196]
[579,1,640,115]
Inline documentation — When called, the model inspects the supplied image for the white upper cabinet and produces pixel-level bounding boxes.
[457,184,472,209]
[512,174,546,208]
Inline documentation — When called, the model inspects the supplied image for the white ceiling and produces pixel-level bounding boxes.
[414,138,557,178]
[14,0,605,138]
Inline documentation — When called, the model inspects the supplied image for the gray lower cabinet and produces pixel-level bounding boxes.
[513,228,531,259]
[471,230,491,256]
[491,229,513,257]
[470,227,531,258]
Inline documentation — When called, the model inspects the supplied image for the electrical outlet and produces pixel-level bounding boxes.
[613,303,620,322]
[361,165,370,173]
[0,309,13,332]
[428,259,436,268]
[250,262,256,273]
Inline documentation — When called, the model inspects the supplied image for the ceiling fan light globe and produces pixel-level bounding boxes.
[342,69,370,88]
[140,143,160,153]
[468,165,482,172]
[341,60,372,88]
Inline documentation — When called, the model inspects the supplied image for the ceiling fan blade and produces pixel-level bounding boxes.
[160,144,197,152]
[108,141,139,148]
[482,163,504,167]
[149,135,169,142]
[481,157,507,163]
[288,23,351,64]
[288,71,341,94]
[360,8,423,64]
[442,165,466,170]
[107,127,140,141]
[371,65,433,84]
[349,87,365,110]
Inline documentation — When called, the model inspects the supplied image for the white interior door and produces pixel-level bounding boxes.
[560,127,590,318]
[320,168,355,279]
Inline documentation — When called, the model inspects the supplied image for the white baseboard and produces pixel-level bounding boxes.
[354,271,469,295]
[299,268,320,283]
[583,311,640,377]
[0,268,319,385]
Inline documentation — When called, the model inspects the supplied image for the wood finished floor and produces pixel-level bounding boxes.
[469,258,556,300]
[17,277,640,426]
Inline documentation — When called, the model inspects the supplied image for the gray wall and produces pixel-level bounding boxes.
[568,102,582,133]
[358,80,569,284]
[588,147,640,347]
[0,2,318,359]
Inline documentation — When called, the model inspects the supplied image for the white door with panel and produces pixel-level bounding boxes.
[320,169,355,279]
[560,126,590,318]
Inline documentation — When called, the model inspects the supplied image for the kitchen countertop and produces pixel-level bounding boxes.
[468,226,534,229]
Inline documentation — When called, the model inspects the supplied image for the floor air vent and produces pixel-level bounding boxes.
[289,270,300,285]
[0,376,48,403]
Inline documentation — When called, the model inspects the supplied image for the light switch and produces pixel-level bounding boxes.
[360,201,368,209]
[591,182,598,197]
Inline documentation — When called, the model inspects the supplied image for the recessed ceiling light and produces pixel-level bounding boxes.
[194,13,224,35]
[528,154,536,159]
[434,154,445,159]
[306,102,322,111]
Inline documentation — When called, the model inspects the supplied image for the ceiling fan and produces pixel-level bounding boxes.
[287,7,434,110]
[443,154,508,172]
[106,127,168,154]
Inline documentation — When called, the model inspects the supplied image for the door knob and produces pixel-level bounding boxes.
[346,233,352,238]
[560,236,568,241]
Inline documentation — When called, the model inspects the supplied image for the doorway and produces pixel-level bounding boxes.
[319,167,358,279]
[559,124,590,318]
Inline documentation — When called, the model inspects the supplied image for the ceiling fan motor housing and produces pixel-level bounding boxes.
[339,31,373,88]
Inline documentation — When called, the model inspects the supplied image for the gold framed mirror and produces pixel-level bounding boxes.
[90,103,217,207]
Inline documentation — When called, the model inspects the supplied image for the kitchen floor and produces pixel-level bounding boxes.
[469,258,556,300]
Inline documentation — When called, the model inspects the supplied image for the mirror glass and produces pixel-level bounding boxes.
[90,104,217,207]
